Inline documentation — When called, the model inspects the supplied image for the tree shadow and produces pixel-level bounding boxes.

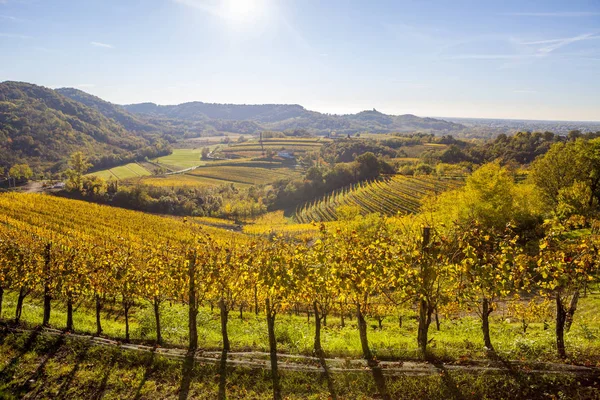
[93,351,118,400]
[57,337,93,400]
[426,354,465,400]
[218,350,227,400]
[366,360,390,400]
[133,350,156,400]
[14,333,66,398]
[490,352,529,389]
[179,352,195,400]
[0,328,41,384]
[317,352,338,400]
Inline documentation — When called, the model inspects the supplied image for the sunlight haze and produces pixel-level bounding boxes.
[1,0,599,120]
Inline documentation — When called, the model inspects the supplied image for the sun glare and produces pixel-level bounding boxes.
[221,0,266,23]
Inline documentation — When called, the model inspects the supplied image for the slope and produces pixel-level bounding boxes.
[0,82,169,172]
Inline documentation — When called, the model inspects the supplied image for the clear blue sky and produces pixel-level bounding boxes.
[1,0,599,121]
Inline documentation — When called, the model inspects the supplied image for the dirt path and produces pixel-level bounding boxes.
[22,181,45,193]
[3,326,598,377]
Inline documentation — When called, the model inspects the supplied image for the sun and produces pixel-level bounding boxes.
[221,0,266,23]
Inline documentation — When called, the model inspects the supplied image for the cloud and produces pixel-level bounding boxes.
[91,41,114,49]
[445,54,536,60]
[518,33,600,54]
[0,32,30,39]
[507,12,600,17]
[0,15,18,20]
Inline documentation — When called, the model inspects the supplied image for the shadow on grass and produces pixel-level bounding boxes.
[0,328,41,384]
[426,353,465,400]
[57,338,93,400]
[14,333,66,397]
[179,352,195,400]
[317,352,338,400]
[367,359,390,400]
[218,350,227,400]
[133,350,156,400]
[93,351,118,400]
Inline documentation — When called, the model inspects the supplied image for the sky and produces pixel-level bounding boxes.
[1,0,600,121]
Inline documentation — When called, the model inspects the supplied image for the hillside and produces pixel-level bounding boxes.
[124,102,465,135]
[56,88,163,133]
[0,82,169,172]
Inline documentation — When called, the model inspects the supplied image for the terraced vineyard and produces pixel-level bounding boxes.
[188,165,298,185]
[222,138,327,156]
[295,175,462,223]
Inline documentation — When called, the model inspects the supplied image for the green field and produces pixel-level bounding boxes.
[87,163,152,180]
[153,149,207,170]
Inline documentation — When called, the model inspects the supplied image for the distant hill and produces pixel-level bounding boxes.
[0,82,169,172]
[56,88,163,133]
[123,102,465,135]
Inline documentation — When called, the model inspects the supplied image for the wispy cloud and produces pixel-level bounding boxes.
[0,32,30,39]
[447,33,600,62]
[518,33,600,54]
[91,41,114,49]
[0,15,20,21]
[507,11,600,17]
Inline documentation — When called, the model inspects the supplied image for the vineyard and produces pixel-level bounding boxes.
[295,175,461,222]
[188,165,299,185]
[222,138,326,156]
[1,192,599,399]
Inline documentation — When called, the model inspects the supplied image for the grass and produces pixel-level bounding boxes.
[0,330,598,399]
[2,290,600,364]
[87,163,152,180]
[153,149,207,170]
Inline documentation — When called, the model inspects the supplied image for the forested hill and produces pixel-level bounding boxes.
[56,88,163,133]
[0,82,170,172]
[123,102,466,135]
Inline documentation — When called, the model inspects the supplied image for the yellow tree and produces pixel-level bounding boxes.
[535,232,599,358]
[304,225,341,357]
[333,216,395,362]
[257,235,305,400]
[456,222,529,352]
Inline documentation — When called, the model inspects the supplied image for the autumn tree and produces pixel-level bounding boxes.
[257,235,305,400]
[456,223,529,352]
[66,152,92,192]
[535,232,599,358]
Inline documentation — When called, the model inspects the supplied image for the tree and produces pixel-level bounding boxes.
[456,223,529,352]
[530,138,600,210]
[535,232,599,358]
[66,152,92,191]
[201,147,210,160]
[9,164,33,183]
[257,236,304,400]
[428,162,546,232]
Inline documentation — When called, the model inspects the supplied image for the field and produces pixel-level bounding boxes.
[295,175,461,223]
[87,163,152,180]
[153,148,207,170]
[136,174,253,189]
[222,137,328,157]
[188,165,298,185]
